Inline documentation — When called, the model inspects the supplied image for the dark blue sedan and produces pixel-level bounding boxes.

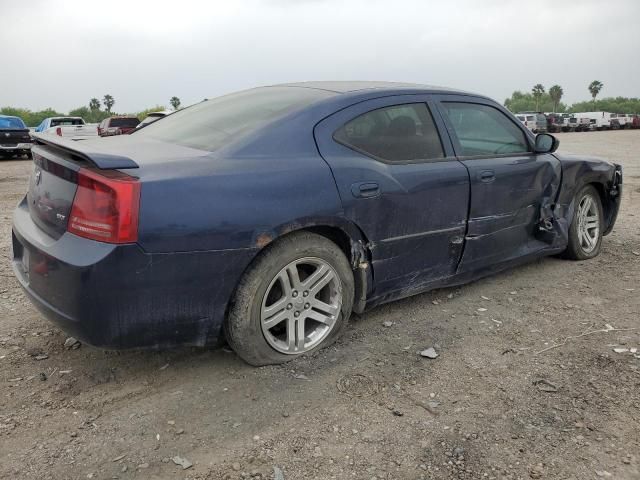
[12,82,622,365]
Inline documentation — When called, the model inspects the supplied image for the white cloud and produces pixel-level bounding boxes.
[1,0,638,112]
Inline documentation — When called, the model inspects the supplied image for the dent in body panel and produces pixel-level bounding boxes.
[553,154,621,235]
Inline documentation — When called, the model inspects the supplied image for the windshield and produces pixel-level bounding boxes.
[110,118,140,128]
[136,86,335,151]
[0,116,26,129]
[50,118,85,127]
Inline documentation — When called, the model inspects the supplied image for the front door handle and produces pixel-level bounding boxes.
[479,170,495,183]
[351,182,380,198]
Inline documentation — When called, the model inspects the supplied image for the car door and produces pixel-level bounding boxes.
[314,95,470,298]
[434,95,562,273]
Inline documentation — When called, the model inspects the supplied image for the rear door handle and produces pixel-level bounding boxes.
[479,170,495,183]
[351,182,380,198]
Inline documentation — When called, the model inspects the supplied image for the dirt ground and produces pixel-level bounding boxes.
[0,130,638,480]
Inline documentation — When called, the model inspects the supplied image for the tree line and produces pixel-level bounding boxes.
[1,94,182,127]
[505,80,639,114]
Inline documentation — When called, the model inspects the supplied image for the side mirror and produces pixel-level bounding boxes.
[535,133,559,153]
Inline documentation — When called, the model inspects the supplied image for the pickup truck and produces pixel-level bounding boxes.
[0,115,32,159]
[98,116,141,136]
[34,117,98,140]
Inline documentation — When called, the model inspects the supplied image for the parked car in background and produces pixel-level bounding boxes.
[515,114,537,132]
[135,110,173,130]
[628,114,640,129]
[0,115,32,159]
[544,113,563,133]
[566,115,591,132]
[612,113,632,129]
[98,116,141,137]
[12,82,623,366]
[518,112,547,133]
[35,117,98,140]
[577,112,613,131]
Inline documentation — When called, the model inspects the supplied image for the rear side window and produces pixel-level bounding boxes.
[50,118,84,127]
[136,87,335,152]
[110,118,140,128]
[334,103,444,163]
[442,103,530,156]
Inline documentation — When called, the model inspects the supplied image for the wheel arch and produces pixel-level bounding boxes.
[585,181,617,236]
[258,218,372,313]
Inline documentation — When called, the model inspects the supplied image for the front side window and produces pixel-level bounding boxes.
[334,103,444,162]
[442,103,530,156]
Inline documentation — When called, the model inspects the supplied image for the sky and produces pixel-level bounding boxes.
[1,0,639,113]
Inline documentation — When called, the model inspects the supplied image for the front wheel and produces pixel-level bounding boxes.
[225,232,354,366]
[563,185,603,260]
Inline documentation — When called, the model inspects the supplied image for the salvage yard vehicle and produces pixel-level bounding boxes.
[544,113,563,133]
[577,111,613,131]
[34,116,98,140]
[515,114,536,132]
[518,111,547,133]
[0,115,32,159]
[135,110,173,130]
[98,116,141,136]
[11,82,623,366]
[565,115,591,132]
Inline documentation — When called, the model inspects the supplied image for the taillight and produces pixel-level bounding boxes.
[56,127,62,136]
[68,168,140,243]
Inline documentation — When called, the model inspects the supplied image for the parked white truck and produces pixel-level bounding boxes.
[34,117,98,140]
[575,112,613,131]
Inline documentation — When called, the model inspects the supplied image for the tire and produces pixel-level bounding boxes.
[225,232,354,366]
[563,185,604,260]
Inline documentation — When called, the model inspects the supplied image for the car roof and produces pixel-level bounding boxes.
[276,80,484,96]
[0,114,21,119]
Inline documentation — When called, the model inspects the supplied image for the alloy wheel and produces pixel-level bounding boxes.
[576,193,600,253]
[260,257,342,354]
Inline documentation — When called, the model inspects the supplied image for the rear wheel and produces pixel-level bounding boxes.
[225,232,354,366]
[563,185,603,260]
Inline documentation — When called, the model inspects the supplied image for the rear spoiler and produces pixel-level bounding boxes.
[31,133,139,169]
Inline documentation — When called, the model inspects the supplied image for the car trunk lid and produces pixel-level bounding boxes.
[28,145,84,239]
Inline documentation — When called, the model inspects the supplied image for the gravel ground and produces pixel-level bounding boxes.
[0,131,639,480]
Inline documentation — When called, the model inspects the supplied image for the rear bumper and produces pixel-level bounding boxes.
[12,198,257,349]
[0,143,31,151]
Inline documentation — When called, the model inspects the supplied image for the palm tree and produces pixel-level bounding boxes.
[103,94,115,113]
[548,85,563,113]
[89,98,101,111]
[588,80,604,106]
[531,84,545,111]
[170,96,181,110]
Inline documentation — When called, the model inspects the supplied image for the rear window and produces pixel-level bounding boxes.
[0,117,26,129]
[110,118,140,128]
[50,118,84,127]
[526,116,535,121]
[136,87,335,151]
